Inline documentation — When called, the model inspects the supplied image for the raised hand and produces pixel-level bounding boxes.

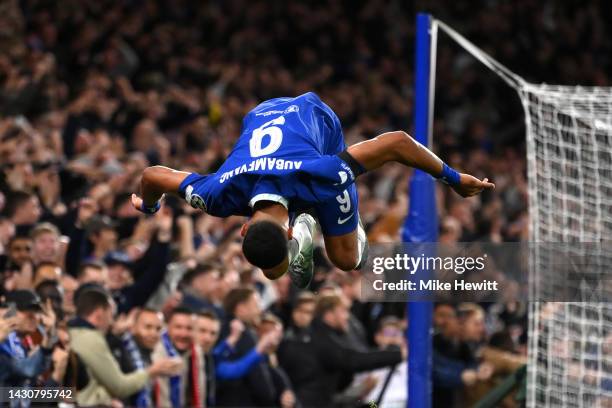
[112,308,139,336]
[0,316,18,342]
[452,174,495,198]
[227,319,245,346]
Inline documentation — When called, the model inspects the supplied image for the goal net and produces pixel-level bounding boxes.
[522,85,612,407]
[432,19,612,407]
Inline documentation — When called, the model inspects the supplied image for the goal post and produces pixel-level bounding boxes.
[403,13,438,408]
[408,13,612,407]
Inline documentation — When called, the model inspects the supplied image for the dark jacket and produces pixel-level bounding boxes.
[278,325,319,406]
[113,238,171,314]
[65,223,170,314]
[297,318,403,408]
[215,318,287,407]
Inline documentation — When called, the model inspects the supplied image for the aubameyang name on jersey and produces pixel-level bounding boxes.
[219,157,303,184]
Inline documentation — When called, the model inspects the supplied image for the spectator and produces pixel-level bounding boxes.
[302,294,404,407]
[35,278,64,321]
[216,286,289,407]
[257,313,297,408]
[278,291,317,404]
[60,273,78,316]
[180,262,223,317]
[32,261,62,287]
[433,302,457,334]
[106,208,173,314]
[4,234,32,270]
[0,216,15,255]
[124,308,165,407]
[433,303,492,408]
[152,306,206,408]
[194,310,221,407]
[359,316,408,407]
[82,215,118,261]
[4,191,41,233]
[0,290,56,393]
[30,222,62,265]
[132,308,165,362]
[68,287,182,406]
[76,260,108,286]
[0,315,18,344]
[211,315,282,382]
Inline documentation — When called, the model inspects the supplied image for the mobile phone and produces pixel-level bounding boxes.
[4,302,17,318]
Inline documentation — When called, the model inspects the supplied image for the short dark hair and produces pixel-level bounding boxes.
[135,307,163,322]
[294,291,316,309]
[179,262,219,288]
[35,278,61,294]
[77,261,106,279]
[196,309,220,322]
[315,294,344,317]
[167,305,195,323]
[75,288,112,318]
[223,286,256,315]
[4,191,35,218]
[242,220,287,269]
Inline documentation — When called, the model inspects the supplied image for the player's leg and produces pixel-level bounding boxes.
[321,219,368,271]
[286,213,318,288]
[346,131,494,197]
[131,165,191,212]
[315,184,367,271]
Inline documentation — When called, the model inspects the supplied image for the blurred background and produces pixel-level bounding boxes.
[0,1,609,407]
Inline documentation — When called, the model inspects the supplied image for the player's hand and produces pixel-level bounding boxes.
[131,193,144,211]
[132,193,164,214]
[452,174,495,197]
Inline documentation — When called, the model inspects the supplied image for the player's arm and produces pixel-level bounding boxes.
[131,165,190,213]
[346,131,495,197]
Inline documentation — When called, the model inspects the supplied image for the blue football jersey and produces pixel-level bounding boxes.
[179,92,360,235]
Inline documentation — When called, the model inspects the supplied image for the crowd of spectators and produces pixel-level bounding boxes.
[1,0,607,406]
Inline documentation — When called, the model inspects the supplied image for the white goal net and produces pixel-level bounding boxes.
[522,85,612,407]
[433,19,612,408]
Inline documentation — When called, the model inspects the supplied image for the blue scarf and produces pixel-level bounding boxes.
[161,331,181,408]
[0,331,26,359]
[121,333,151,408]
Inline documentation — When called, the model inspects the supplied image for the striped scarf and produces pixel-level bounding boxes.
[121,333,151,408]
[161,331,182,408]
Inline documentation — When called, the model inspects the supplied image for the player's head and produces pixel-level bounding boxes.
[242,219,288,276]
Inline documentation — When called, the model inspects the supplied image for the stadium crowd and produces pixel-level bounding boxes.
[2,0,606,406]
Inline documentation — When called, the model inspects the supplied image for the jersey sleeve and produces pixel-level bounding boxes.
[178,173,211,212]
[312,97,346,155]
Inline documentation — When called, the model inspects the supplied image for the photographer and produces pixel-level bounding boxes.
[0,290,56,392]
